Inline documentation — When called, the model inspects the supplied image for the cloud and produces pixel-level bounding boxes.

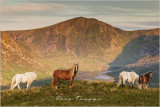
[104,6,134,12]
[113,22,159,31]
[1,1,159,31]
[1,16,74,31]
[94,15,159,30]
[1,3,71,14]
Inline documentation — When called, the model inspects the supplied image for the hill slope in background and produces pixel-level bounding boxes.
[1,17,159,86]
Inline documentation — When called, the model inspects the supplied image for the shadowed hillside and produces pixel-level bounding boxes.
[109,35,159,68]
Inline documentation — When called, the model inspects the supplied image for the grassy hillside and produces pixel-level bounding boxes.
[1,80,159,106]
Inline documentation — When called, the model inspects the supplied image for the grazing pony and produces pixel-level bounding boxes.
[52,63,79,89]
[139,72,152,89]
[117,71,139,89]
[10,72,37,90]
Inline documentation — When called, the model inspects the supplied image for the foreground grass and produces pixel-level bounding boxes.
[1,80,159,106]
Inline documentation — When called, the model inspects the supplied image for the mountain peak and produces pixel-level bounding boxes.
[51,16,114,35]
[72,16,98,21]
[56,17,97,24]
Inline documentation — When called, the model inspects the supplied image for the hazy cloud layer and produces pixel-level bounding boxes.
[1,0,159,31]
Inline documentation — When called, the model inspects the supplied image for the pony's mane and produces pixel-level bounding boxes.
[69,66,74,71]
[145,72,152,77]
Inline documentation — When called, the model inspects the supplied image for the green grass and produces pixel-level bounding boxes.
[1,80,159,106]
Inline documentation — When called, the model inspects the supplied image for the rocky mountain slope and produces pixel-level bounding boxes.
[3,17,124,57]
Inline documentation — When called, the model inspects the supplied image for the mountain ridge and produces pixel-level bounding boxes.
[2,17,159,57]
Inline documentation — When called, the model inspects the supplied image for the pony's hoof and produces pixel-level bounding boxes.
[54,86,57,90]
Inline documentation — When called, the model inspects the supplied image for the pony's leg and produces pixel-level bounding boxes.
[145,84,147,89]
[131,84,134,89]
[143,84,146,89]
[122,79,126,87]
[12,83,19,90]
[138,83,142,89]
[146,84,148,89]
[54,78,59,90]
[69,79,73,89]
[18,84,21,90]
[117,76,122,88]
[27,80,34,89]
[26,83,29,89]
[144,84,148,89]
[10,84,13,90]
[138,84,142,89]
[142,83,144,89]
[131,81,135,89]
[26,81,31,89]
[122,81,124,87]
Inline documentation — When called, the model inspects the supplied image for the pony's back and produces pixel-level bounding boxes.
[24,72,37,81]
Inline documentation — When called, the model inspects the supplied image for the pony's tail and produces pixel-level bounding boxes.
[52,73,54,89]
[138,75,143,89]
[117,73,122,88]
[10,76,16,90]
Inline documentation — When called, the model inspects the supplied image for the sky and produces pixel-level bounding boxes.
[1,0,159,31]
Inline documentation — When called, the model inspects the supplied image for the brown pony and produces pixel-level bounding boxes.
[139,72,152,89]
[52,63,79,89]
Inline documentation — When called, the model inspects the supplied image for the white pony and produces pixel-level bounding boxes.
[10,72,37,90]
[117,71,139,89]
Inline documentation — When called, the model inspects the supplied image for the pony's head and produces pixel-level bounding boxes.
[145,72,152,79]
[74,63,79,73]
[34,73,37,81]
[148,72,152,79]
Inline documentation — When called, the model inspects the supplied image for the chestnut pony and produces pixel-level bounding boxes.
[139,72,152,89]
[52,63,79,89]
